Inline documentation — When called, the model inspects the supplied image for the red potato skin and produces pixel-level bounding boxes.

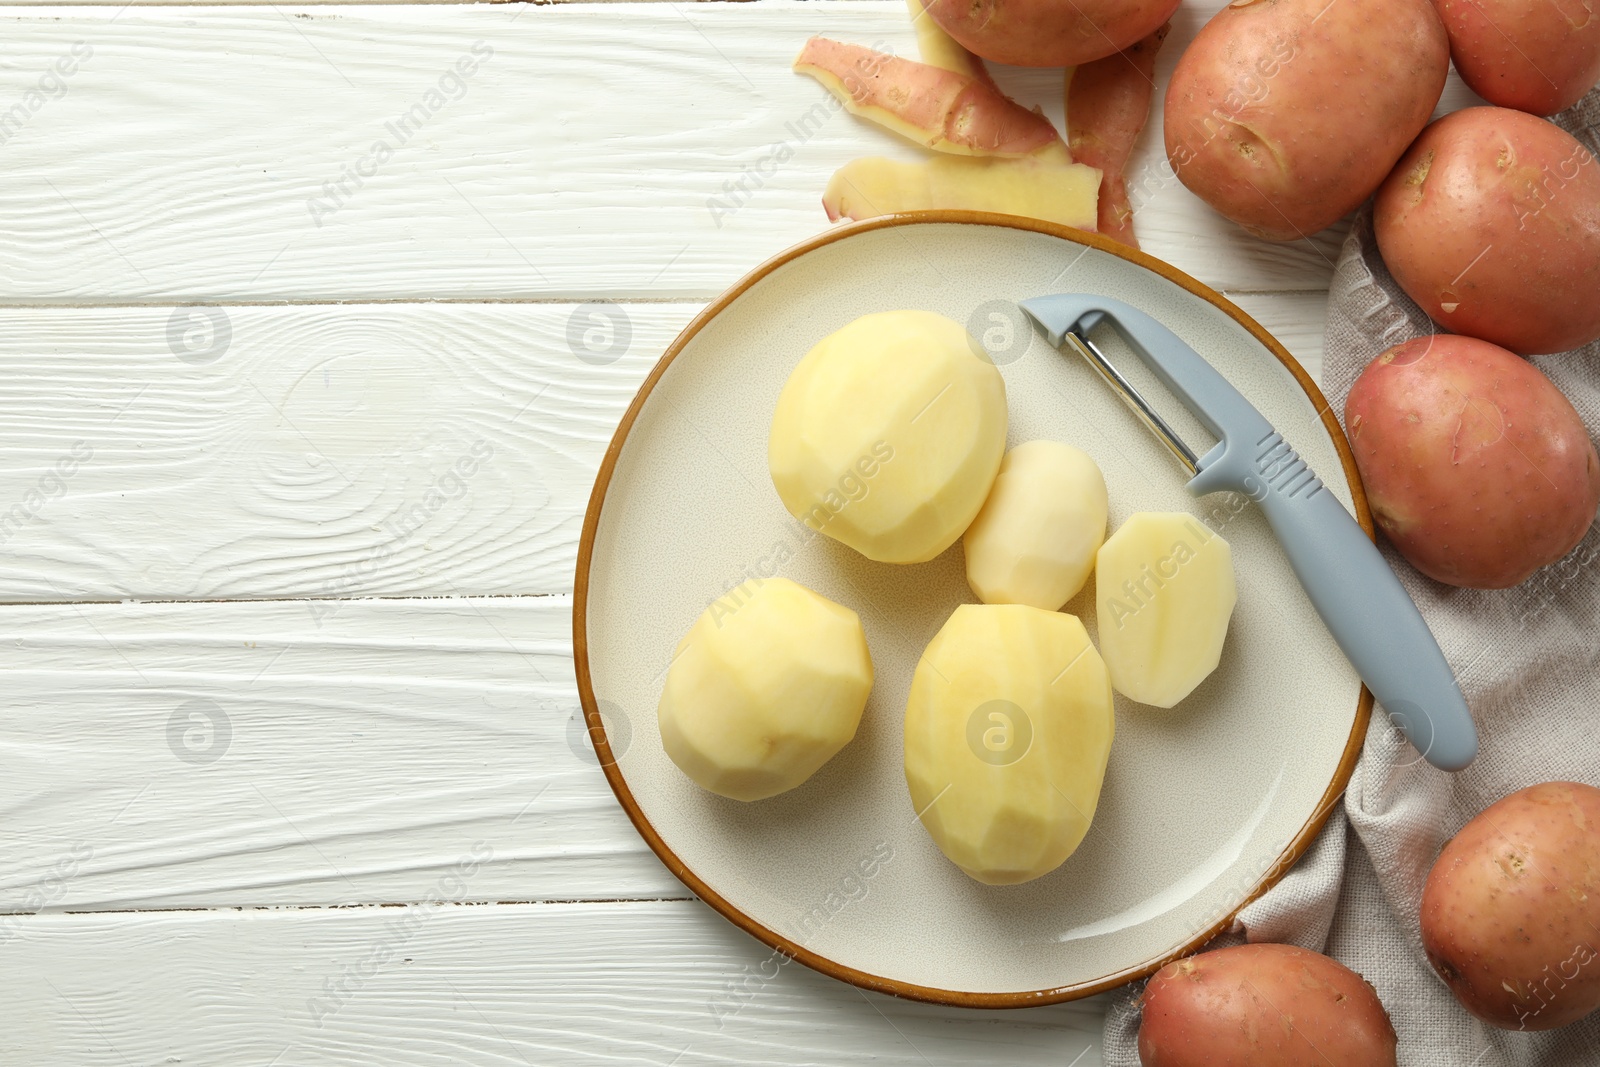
[1068,24,1171,248]
[794,38,1064,158]
[1433,0,1600,116]
[1422,782,1600,1031]
[1374,107,1600,355]
[1164,0,1449,240]
[923,0,1180,67]
[1138,943,1397,1066]
[1344,335,1600,589]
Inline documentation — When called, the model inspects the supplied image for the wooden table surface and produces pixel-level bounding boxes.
[0,2,1485,1061]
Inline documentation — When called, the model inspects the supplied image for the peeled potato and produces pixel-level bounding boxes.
[769,310,1008,564]
[963,440,1108,610]
[1096,512,1236,707]
[658,577,873,801]
[904,604,1114,885]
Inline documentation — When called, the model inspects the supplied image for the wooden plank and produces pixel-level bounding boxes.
[0,294,1319,603]
[0,302,675,601]
[0,3,1483,303]
[0,595,688,910]
[3,901,1107,1065]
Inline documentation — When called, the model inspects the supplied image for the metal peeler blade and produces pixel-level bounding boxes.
[1019,293,1478,772]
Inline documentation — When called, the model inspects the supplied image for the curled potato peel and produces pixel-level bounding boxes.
[794,36,1063,158]
[822,152,1100,230]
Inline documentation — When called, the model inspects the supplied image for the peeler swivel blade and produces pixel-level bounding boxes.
[1019,293,1478,772]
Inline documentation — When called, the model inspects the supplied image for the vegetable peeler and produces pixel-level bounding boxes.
[1019,294,1478,772]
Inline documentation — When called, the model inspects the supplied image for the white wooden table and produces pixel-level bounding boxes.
[0,2,1483,1061]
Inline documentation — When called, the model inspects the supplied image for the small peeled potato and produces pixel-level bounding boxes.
[658,577,873,802]
[1096,512,1236,707]
[769,310,1008,564]
[904,604,1114,885]
[963,440,1108,610]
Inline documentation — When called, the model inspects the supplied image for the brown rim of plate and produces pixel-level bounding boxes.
[572,209,1375,1009]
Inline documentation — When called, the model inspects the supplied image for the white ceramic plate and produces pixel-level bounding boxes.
[575,213,1370,1005]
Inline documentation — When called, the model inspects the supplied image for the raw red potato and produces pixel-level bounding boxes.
[922,0,1180,67]
[1433,0,1600,116]
[1066,24,1170,247]
[1422,782,1600,1030]
[1374,107,1600,355]
[794,37,1063,158]
[1344,334,1600,590]
[1164,0,1449,240]
[1138,943,1398,1066]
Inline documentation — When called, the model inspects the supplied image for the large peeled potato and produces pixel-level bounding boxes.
[1345,334,1600,589]
[963,440,1108,610]
[1422,782,1600,1030]
[658,577,873,802]
[903,604,1114,885]
[1164,0,1449,239]
[769,310,1008,564]
[1096,512,1236,708]
[1139,943,1398,1066]
[1433,0,1600,116]
[1374,107,1600,355]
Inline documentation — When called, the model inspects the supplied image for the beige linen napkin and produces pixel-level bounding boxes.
[1102,89,1600,1066]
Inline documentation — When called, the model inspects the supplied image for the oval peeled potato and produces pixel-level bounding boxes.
[1096,512,1237,708]
[903,604,1114,885]
[963,440,1109,611]
[1164,0,1449,239]
[1422,782,1600,1030]
[769,310,1008,564]
[658,577,874,801]
[1139,943,1398,1066]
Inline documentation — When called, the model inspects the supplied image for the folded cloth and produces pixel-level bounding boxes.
[1102,89,1600,1066]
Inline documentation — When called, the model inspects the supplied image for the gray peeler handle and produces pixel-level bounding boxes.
[1188,432,1479,772]
[1019,293,1478,771]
